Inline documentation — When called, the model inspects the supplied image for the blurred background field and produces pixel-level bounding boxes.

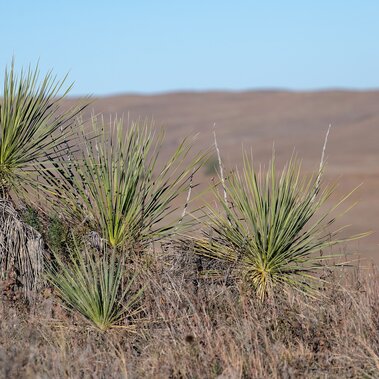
[71,90,379,260]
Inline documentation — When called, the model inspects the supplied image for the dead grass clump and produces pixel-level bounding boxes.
[0,200,44,303]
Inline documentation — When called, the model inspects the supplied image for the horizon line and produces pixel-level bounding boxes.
[66,87,379,98]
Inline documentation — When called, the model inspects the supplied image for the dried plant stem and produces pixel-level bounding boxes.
[213,126,228,205]
[179,170,195,224]
[312,124,332,202]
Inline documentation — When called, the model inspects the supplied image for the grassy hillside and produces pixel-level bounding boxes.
[1,67,378,379]
[74,91,379,259]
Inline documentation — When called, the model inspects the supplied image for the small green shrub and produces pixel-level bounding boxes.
[20,207,73,253]
[0,60,86,202]
[47,216,68,253]
[51,116,205,251]
[47,240,143,331]
[194,154,364,300]
[20,206,43,233]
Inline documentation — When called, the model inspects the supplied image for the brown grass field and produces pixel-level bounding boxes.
[1,90,378,379]
[81,90,379,261]
[1,248,378,378]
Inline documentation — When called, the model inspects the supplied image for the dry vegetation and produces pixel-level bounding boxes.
[1,249,379,378]
[1,62,378,379]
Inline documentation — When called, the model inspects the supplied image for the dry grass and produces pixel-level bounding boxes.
[1,62,377,379]
[1,245,378,379]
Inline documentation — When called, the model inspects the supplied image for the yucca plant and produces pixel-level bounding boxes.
[46,116,204,251]
[0,60,87,201]
[0,60,87,301]
[46,240,143,331]
[194,153,363,300]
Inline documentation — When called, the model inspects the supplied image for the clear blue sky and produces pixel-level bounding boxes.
[1,1,378,96]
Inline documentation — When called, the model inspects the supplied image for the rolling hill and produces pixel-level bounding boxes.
[72,90,379,260]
